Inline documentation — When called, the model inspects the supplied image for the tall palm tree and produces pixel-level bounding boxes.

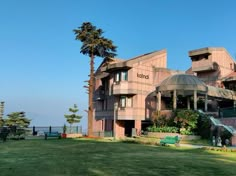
[73,22,117,136]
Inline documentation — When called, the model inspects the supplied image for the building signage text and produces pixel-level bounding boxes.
[137,73,149,79]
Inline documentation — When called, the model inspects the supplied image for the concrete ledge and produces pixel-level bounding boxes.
[147,132,201,140]
[66,133,82,138]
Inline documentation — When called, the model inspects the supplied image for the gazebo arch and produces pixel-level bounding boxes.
[156,74,208,111]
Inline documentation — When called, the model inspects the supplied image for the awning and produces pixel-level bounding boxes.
[95,72,109,79]
[207,85,236,100]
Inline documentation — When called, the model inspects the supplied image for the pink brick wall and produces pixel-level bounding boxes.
[135,120,141,134]
[116,120,125,138]
[93,119,103,132]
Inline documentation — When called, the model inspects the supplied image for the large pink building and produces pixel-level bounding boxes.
[93,47,236,138]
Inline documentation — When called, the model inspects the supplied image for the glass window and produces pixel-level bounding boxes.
[120,96,126,108]
[126,96,132,107]
[120,96,132,108]
[115,73,120,82]
[114,71,128,82]
[121,71,128,81]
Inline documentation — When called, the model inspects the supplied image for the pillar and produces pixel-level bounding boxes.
[194,90,197,111]
[113,102,118,139]
[205,94,208,112]
[157,91,161,111]
[187,97,190,110]
[135,120,142,136]
[173,90,177,110]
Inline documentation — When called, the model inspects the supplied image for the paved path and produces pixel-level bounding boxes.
[180,143,236,149]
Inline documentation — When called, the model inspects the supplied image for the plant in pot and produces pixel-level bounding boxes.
[62,124,67,138]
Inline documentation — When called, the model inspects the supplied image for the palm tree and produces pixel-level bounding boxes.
[73,22,117,136]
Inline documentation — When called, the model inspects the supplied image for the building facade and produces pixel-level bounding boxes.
[93,47,236,137]
[187,47,235,87]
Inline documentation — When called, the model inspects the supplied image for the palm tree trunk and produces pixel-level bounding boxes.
[88,54,94,136]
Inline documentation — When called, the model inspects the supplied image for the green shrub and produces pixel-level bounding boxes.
[179,128,193,135]
[174,109,199,133]
[196,112,211,139]
[147,126,179,133]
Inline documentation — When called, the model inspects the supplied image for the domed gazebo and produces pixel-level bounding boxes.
[156,74,208,111]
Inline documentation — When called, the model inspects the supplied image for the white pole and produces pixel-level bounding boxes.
[113,102,118,140]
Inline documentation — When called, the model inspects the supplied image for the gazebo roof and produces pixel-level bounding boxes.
[156,74,208,92]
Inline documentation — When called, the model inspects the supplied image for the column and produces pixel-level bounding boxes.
[187,97,190,110]
[158,91,161,111]
[205,93,208,112]
[173,90,177,110]
[113,102,118,139]
[194,90,197,111]
[135,120,142,136]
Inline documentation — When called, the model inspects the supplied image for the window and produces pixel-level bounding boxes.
[120,96,126,108]
[120,96,132,108]
[121,71,128,81]
[126,96,132,107]
[115,73,120,82]
[114,71,128,83]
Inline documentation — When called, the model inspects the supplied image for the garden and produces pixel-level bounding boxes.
[147,109,233,146]
[0,138,236,176]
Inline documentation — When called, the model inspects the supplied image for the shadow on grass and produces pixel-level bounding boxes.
[0,138,236,176]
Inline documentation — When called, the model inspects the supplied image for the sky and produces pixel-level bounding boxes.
[1,0,236,131]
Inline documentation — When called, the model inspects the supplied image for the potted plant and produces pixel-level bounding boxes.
[61,124,67,138]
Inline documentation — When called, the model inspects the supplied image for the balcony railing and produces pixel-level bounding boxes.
[95,110,113,118]
[192,60,217,72]
[117,107,135,120]
[113,81,138,95]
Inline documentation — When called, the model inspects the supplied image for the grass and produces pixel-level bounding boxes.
[0,138,236,176]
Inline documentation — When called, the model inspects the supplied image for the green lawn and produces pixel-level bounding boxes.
[0,139,236,176]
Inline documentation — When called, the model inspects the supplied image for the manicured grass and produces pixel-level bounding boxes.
[0,139,236,176]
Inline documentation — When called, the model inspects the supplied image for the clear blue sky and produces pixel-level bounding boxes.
[1,0,236,130]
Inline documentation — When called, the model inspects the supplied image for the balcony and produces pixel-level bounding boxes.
[117,107,135,120]
[94,86,105,101]
[112,81,138,95]
[192,60,218,72]
[95,110,113,119]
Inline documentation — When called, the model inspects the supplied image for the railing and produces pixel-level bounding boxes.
[219,107,236,118]
[117,107,134,120]
[113,81,138,95]
[192,60,216,72]
[27,126,82,135]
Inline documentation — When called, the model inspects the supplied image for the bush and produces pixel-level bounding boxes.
[147,126,179,133]
[196,112,211,139]
[174,109,199,133]
[179,128,193,135]
[221,129,232,145]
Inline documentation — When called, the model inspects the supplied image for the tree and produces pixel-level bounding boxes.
[0,101,4,127]
[5,112,31,128]
[64,104,82,132]
[5,112,31,137]
[73,22,117,136]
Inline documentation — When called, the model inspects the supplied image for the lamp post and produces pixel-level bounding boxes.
[113,102,118,140]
